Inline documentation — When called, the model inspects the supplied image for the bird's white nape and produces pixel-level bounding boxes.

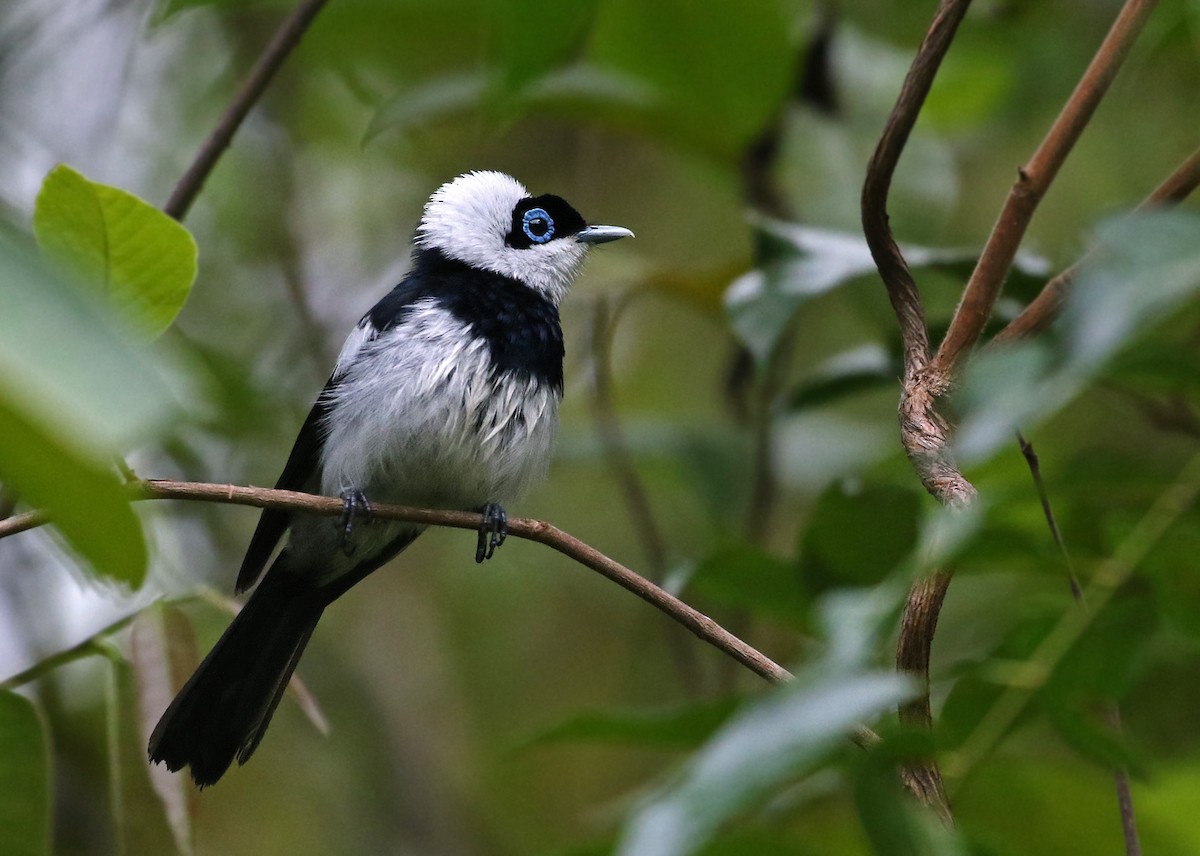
[415,170,590,305]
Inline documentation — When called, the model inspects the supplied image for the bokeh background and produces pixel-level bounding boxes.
[3,0,1200,853]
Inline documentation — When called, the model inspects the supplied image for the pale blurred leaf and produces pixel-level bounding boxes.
[131,605,199,855]
[616,587,913,856]
[0,232,177,586]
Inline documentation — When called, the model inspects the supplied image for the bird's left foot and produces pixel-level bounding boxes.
[476,503,507,563]
[338,489,372,556]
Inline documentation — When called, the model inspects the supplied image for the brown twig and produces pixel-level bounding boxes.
[2,479,893,752]
[589,296,669,574]
[2,480,789,684]
[589,296,706,694]
[1017,432,1141,855]
[994,141,1200,345]
[934,0,1159,374]
[162,0,330,221]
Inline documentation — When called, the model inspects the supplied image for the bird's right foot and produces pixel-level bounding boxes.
[338,489,371,556]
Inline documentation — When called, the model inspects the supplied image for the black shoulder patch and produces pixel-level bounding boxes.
[371,249,564,391]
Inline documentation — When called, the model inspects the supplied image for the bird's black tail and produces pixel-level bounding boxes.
[147,560,327,787]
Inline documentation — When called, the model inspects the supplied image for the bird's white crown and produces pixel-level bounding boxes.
[416,170,590,304]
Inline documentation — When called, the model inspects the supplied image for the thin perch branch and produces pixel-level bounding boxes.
[1,479,893,752]
[163,0,330,221]
[1,480,789,683]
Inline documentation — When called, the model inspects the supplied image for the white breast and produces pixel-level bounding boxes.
[318,300,559,511]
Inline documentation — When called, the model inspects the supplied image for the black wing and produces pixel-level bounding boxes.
[234,265,434,592]
[235,381,334,593]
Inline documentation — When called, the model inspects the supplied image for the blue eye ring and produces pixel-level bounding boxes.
[522,208,555,244]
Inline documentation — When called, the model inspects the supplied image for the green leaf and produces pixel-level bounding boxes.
[365,72,490,144]
[0,397,147,586]
[616,586,913,856]
[0,231,176,586]
[956,210,1200,462]
[799,481,923,589]
[786,344,901,411]
[524,697,740,750]
[33,164,198,340]
[0,690,51,856]
[689,545,808,628]
[616,671,912,856]
[585,0,794,155]
[491,0,599,95]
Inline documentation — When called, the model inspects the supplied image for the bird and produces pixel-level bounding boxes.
[147,170,633,786]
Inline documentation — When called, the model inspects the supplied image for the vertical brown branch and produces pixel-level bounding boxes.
[861,0,975,825]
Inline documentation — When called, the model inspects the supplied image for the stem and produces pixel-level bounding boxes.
[589,296,669,574]
[934,0,1159,374]
[946,449,1200,782]
[1,613,138,690]
[4,480,794,686]
[589,297,706,694]
[162,0,331,221]
[1018,432,1141,855]
[993,141,1200,346]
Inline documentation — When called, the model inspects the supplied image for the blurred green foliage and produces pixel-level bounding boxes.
[2,1,1200,855]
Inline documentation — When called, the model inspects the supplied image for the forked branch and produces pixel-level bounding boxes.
[934,0,1160,374]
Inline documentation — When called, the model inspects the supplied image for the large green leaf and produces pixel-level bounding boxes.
[0,232,177,586]
[689,544,808,628]
[0,690,51,856]
[800,481,923,589]
[524,697,740,751]
[585,0,794,155]
[726,217,1050,364]
[33,164,198,340]
[491,0,599,95]
[615,588,913,856]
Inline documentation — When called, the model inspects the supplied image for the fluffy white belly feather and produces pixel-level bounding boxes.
[318,300,559,511]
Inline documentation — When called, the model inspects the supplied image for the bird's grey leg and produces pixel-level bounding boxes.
[338,489,372,556]
[476,503,508,563]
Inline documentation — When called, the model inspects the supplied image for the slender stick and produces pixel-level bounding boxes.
[2,478,894,752]
[947,450,1200,783]
[162,0,331,221]
[993,141,1200,345]
[589,297,670,574]
[3,480,791,686]
[1,612,138,690]
[934,0,1159,374]
[1018,433,1140,855]
[862,1,971,375]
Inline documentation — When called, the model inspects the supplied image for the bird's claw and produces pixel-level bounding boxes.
[338,489,371,556]
[475,503,507,563]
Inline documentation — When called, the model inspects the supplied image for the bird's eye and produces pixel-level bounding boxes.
[522,208,555,244]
